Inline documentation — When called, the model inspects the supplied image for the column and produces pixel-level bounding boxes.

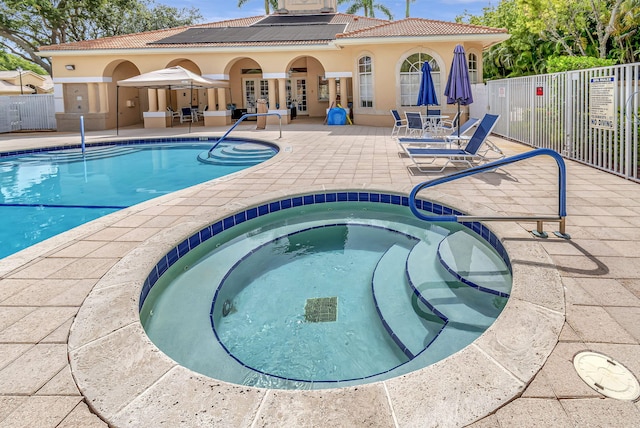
[268,79,277,110]
[157,89,167,111]
[217,87,226,111]
[147,88,158,112]
[99,83,108,113]
[339,78,349,108]
[328,77,337,106]
[207,88,217,110]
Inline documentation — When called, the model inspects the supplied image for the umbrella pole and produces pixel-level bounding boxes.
[189,83,193,133]
[116,86,119,136]
[457,100,461,137]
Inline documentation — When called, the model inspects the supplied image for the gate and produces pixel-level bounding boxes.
[0,95,56,133]
[483,63,640,182]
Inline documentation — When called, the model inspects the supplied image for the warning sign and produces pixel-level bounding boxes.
[589,76,615,130]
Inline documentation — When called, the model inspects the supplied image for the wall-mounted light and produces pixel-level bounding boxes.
[65,64,75,70]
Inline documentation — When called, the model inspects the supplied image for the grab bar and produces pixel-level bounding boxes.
[409,148,569,239]
[206,113,282,157]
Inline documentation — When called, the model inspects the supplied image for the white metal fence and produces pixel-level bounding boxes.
[475,63,640,182]
[0,95,57,133]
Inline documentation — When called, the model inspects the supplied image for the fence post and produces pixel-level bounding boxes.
[80,115,85,154]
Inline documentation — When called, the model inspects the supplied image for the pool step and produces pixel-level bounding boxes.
[14,146,139,163]
[197,143,276,166]
[371,244,444,359]
[407,240,502,333]
[437,231,511,297]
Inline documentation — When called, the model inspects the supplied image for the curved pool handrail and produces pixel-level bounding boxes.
[207,112,282,157]
[409,148,568,237]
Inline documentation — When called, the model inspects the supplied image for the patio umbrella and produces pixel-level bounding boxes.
[416,61,438,114]
[444,44,474,137]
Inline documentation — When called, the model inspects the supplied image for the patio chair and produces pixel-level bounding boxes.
[179,107,194,123]
[405,112,426,137]
[396,117,480,153]
[439,111,461,133]
[405,114,503,172]
[167,106,180,121]
[390,109,407,137]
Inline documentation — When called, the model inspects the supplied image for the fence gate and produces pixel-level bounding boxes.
[485,63,640,182]
[0,95,56,133]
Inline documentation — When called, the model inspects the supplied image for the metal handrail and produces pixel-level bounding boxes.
[409,148,569,238]
[206,112,282,157]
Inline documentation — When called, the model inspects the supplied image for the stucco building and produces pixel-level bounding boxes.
[38,0,508,132]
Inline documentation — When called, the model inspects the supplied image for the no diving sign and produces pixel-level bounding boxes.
[589,76,615,130]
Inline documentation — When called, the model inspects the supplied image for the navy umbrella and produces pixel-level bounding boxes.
[416,61,438,114]
[444,44,474,137]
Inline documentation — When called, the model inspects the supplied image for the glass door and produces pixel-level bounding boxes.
[288,78,307,115]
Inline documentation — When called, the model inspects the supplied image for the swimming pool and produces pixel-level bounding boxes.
[140,192,512,390]
[0,137,277,259]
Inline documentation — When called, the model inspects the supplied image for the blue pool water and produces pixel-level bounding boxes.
[0,138,277,259]
[141,197,512,390]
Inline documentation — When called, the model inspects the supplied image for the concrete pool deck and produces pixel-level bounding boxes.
[0,122,639,427]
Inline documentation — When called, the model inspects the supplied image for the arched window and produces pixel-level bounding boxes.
[400,53,440,106]
[468,53,478,84]
[358,56,373,108]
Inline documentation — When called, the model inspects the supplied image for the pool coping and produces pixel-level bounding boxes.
[67,173,565,427]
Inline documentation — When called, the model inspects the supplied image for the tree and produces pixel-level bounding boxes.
[406,0,416,18]
[0,0,202,74]
[337,0,394,19]
[237,0,279,15]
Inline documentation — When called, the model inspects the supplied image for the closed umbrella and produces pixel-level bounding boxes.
[444,44,474,137]
[416,61,438,114]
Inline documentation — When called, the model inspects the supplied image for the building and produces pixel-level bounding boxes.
[0,70,53,96]
[37,0,508,132]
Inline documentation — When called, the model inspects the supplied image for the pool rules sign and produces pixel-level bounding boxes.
[589,76,615,130]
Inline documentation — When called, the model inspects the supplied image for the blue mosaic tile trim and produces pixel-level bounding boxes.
[0,136,278,159]
[139,192,512,311]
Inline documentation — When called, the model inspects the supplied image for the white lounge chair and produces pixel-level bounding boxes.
[397,117,480,153]
[405,114,503,172]
[390,109,407,137]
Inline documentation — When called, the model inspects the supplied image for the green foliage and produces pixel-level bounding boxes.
[0,51,47,74]
[546,56,617,72]
[337,0,394,19]
[0,0,202,74]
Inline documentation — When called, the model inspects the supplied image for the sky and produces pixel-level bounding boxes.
[164,0,497,25]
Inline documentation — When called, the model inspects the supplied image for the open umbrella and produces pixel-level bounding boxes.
[416,61,438,114]
[444,44,474,137]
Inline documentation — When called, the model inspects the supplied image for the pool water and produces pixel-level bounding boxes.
[141,201,512,390]
[0,140,276,259]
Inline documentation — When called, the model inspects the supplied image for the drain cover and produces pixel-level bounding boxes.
[573,351,640,400]
[305,297,337,323]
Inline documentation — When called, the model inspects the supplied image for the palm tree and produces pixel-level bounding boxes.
[338,0,394,19]
[406,0,415,18]
[237,0,279,15]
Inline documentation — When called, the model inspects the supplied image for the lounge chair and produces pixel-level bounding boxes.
[179,107,194,123]
[405,114,503,172]
[397,117,480,153]
[390,109,407,137]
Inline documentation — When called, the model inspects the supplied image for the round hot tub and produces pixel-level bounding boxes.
[140,192,512,390]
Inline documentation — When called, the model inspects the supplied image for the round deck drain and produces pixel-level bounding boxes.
[573,351,640,401]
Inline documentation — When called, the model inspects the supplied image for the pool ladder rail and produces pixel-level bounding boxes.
[204,113,282,158]
[409,148,570,239]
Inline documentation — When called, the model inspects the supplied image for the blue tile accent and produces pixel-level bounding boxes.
[369,193,380,202]
[246,208,258,220]
[381,194,391,203]
[358,192,369,202]
[281,198,292,209]
[212,221,223,235]
[337,192,348,201]
[223,216,235,230]
[166,247,179,266]
[303,195,314,205]
[326,193,337,202]
[258,204,269,216]
[234,212,246,225]
[189,234,201,249]
[269,201,280,212]
[347,192,358,201]
[177,239,190,257]
[314,194,326,204]
[292,197,303,207]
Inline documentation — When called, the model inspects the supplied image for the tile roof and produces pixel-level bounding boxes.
[338,17,507,38]
[38,14,506,52]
